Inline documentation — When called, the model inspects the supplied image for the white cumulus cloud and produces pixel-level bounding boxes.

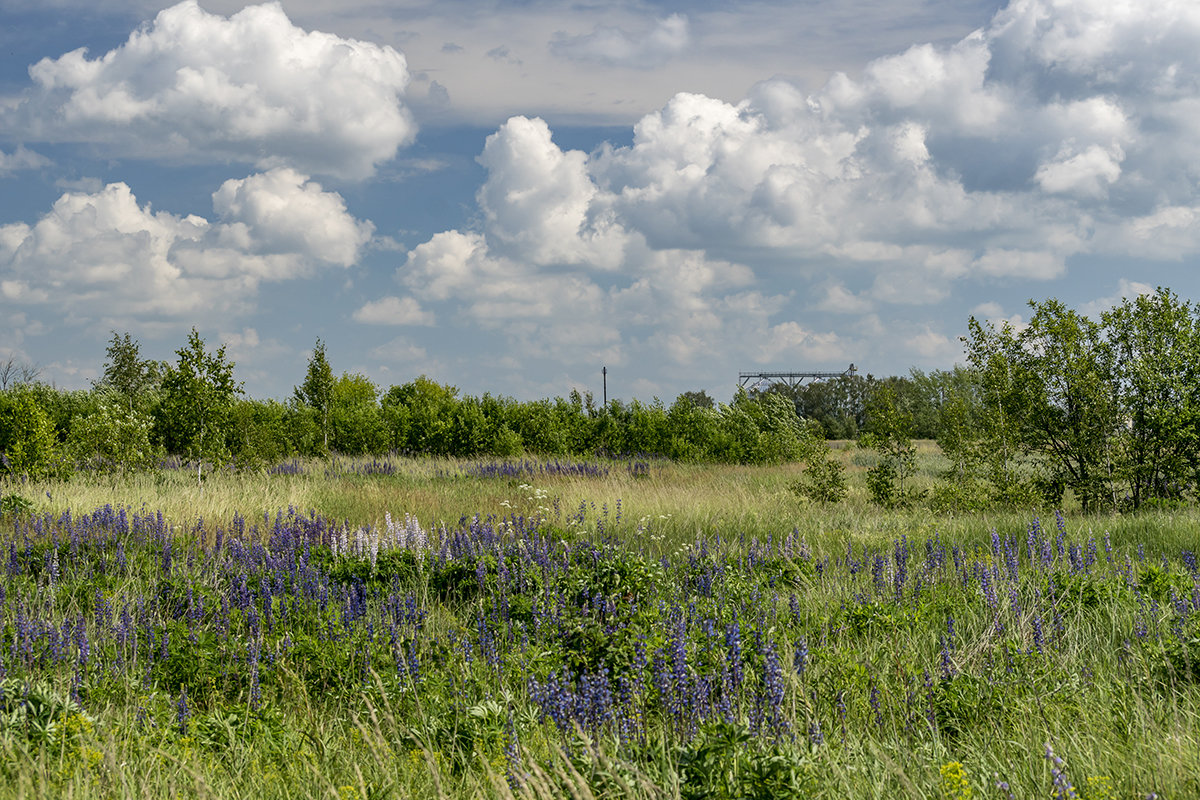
[0,169,371,326]
[392,0,1200,386]
[7,1,415,178]
[352,296,435,326]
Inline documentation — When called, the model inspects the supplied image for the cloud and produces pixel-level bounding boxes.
[368,336,428,363]
[550,14,689,69]
[398,114,836,377]
[906,326,960,361]
[391,0,1200,388]
[0,146,49,174]
[352,296,435,326]
[1078,278,1155,319]
[486,45,521,65]
[0,168,371,326]
[5,1,415,178]
[1035,143,1124,197]
[209,169,373,268]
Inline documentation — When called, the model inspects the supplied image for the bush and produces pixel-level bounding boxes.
[0,390,62,479]
[68,399,159,473]
[792,452,847,504]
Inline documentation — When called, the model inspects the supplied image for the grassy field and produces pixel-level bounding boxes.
[0,448,1197,798]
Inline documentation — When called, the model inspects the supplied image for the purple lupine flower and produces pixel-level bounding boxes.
[793,637,808,678]
[979,565,998,611]
[725,621,743,689]
[176,687,190,735]
[869,684,884,727]
[872,555,887,595]
[808,718,824,745]
[1045,743,1078,799]
[939,636,954,679]
[249,644,262,710]
[759,637,787,738]
[923,670,937,730]
[1054,510,1067,559]
[1027,517,1042,564]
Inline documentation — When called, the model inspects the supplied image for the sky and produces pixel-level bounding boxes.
[1,0,1199,403]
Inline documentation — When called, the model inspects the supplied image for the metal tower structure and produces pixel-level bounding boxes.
[738,363,857,391]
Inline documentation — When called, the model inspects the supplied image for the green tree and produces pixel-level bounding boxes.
[1103,288,1200,508]
[0,390,60,478]
[94,332,160,412]
[330,373,386,455]
[157,329,241,487]
[861,384,917,507]
[229,398,295,467]
[68,401,158,474]
[677,390,715,410]
[961,318,1044,505]
[715,389,818,465]
[1019,301,1118,511]
[294,339,335,453]
[382,376,459,455]
[963,301,1119,511]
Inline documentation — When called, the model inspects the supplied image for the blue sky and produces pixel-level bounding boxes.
[1,0,1198,402]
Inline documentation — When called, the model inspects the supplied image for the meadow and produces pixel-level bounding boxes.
[0,444,1197,799]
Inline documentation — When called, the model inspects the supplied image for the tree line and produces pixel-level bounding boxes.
[0,333,832,480]
[3,287,1200,512]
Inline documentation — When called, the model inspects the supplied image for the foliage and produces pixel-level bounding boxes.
[330,373,387,455]
[1103,288,1200,509]
[861,384,918,507]
[963,289,1200,511]
[791,437,847,504]
[228,398,296,468]
[94,331,161,412]
[0,389,62,479]
[294,339,335,453]
[678,722,815,800]
[67,399,159,473]
[156,328,241,485]
[0,479,1197,798]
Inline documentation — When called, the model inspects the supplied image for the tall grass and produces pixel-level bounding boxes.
[0,451,1198,798]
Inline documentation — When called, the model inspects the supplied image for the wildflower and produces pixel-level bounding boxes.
[1045,743,1077,799]
[793,637,808,677]
[176,687,190,735]
[939,761,972,799]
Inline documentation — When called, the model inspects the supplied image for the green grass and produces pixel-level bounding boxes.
[1,450,1198,798]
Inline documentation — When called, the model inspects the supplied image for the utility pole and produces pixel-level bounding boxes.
[602,366,607,406]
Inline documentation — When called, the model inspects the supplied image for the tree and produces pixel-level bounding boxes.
[0,358,40,391]
[0,390,60,479]
[861,383,917,507]
[677,390,715,410]
[295,339,335,452]
[963,301,1119,511]
[330,373,386,455]
[1018,301,1118,511]
[157,329,241,487]
[1103,288,1200,508]
[94,332,160,412]
[382,376,459,455]
[68,401,158,474]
